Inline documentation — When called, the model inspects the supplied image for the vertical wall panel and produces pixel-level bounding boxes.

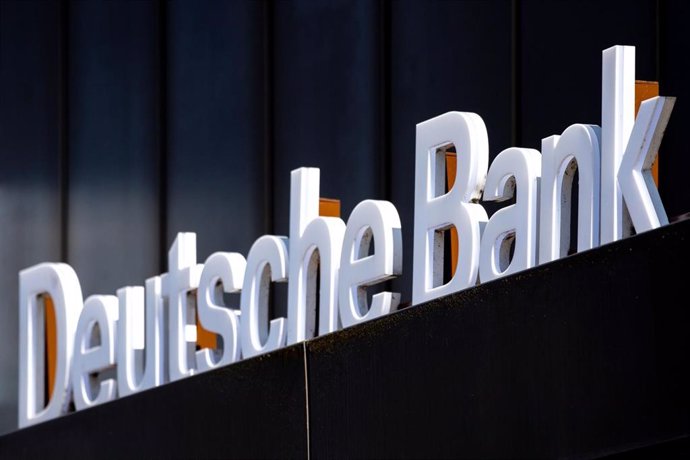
[2,0,687,442]
[519,1,657,151]
[0,0,62,434]
[67,0,160,296]
[390,0,513,304]
[660,0,690,220]
[166,0,266,263]
[271,0,383,235]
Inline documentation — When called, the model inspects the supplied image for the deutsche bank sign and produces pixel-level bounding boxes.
[18,46,673,427]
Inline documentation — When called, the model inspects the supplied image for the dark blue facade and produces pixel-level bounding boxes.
[1,0,689,435]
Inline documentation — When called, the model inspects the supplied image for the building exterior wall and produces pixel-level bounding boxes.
[1,0,689,435]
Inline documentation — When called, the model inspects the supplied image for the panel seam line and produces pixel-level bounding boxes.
[303,342,311,460]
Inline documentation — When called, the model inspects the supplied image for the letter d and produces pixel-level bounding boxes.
[18,263,83,428]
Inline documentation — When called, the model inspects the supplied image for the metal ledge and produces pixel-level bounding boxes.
[2,220,689,458]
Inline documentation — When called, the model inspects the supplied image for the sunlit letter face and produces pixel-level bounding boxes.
[479,148,541,282]
[164,233,203,381]
[19,263,83,428]
[195,252,246,373]
[116,277,165,397]
[287,168,346,345]
[72,295,118,411]
[241,235,289,359]
[539,124,601,264]
[339,200,402,328]
[618,96,674,233]
[601,45,635,244]
[600,45,674,238]
[413,111,489,305]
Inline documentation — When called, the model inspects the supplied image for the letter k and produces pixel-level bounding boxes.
[618,96,675,233]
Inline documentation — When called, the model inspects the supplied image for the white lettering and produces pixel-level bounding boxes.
[479,147,541,282]
[618,96,675,232]
[287,168,346,344]
[116,278,165,397]
[71,295,118,410]
[601,45,636,244]
[339,200,402,327]
[163,233,203,381]
[196,252,245,372]
[539,124,601,263]
[17,45,680,428]
[18,263,83,428]
[412,112,489,305]
[240,236,289,359]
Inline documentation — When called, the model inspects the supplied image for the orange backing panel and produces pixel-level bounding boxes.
[445,153,459,277]
[319,198,341,218]
[196,300,217,349]
[635,80,660,185]
[44,295,56,401]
